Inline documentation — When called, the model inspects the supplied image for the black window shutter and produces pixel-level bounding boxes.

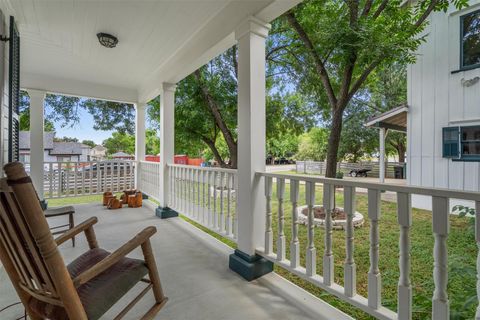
[8,16,20,163]
[442,127,460,158]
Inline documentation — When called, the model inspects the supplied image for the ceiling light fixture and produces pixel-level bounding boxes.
[96,33,118,48]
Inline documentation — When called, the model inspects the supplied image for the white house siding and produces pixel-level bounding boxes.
[408,1,480,195]
[0,10,8,171]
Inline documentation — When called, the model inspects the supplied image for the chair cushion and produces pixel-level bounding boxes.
[44,205,75,217]
[29,248,148,320]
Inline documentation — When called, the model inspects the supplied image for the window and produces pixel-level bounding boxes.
[461,126,480,158]
[461,10,480,69]
[443,125,480,160]
[443,127,460,158]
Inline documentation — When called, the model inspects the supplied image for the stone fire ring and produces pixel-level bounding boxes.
[296,205,364,230]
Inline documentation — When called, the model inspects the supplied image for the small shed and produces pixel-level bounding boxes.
[365,105,408,183]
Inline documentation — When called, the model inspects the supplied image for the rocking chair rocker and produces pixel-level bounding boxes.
[0,162,168,319]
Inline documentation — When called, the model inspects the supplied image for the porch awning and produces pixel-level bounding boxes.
[365,105,408,132]
[2,0,300,104]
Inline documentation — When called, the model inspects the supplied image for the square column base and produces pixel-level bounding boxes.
[229,249,273,281]
[155,206,178,219]
[40,199,48,210]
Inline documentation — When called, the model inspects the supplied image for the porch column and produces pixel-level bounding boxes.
[156,83,178,218]
[134,103,146,189]
[229,17,273,281]
[27,89,47,209]
[379,127,386,183]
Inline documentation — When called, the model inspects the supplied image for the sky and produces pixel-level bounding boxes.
[52,108,114,145]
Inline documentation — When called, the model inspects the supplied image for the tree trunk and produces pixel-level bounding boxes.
[325,109,344,178]
[397,144,406,163]
[201,137,227,168]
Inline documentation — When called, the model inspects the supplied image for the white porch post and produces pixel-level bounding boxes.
[379,127,386,183]
[229,17,273,281]
[135,103,146,189]
[27,89,47,207]
[156,83,178,218]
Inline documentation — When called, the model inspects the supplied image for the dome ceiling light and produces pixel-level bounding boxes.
[96,33,118,48]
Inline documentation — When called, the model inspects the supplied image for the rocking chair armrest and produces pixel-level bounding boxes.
[55,217,98,246]
[72,226,157,287]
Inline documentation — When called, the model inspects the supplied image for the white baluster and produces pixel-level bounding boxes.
[264,176,273,255]
[197,169,201,220]
[368,189,381,309]
[397,192,412,320]
[306,181,316,277]
[277,178,286,261]
[432,196,449,320]
[220,172,225,232]
[290,179,300,269]
[213,171,218,229]
[475,201,480,320]
[226,173,233,236]
[323,183,334,286]
[48,163,53,197]
[207,170,212,227]
[344,186,356,297]
[202,170,207,224]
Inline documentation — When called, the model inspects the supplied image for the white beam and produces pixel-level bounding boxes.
[21,73,138,104]
[27,89,46,200]
[135,103,146,189]
[235,17,271,256]
[159,83,176,208]
[379,128,386,183]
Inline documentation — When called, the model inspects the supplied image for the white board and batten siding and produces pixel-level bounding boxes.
[407,1,480,209]
[0,10,9,171]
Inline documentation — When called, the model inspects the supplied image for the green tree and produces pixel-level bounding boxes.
[270,0,467,177]
[54,136,78,143]
[338,102,378,162]
[102,132,135,155]
[295,127,329,161]
[19,108,55,132]
[81,140,96,148]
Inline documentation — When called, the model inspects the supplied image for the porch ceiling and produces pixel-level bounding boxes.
[2,0,300,103]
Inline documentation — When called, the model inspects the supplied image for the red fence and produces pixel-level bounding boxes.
[145,155,204,166]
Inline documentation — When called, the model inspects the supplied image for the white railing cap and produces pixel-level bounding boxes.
[257,171,480,201]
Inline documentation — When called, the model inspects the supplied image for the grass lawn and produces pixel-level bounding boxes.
[52,184,478,320]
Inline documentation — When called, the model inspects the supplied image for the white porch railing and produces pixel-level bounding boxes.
[137,160,161,202]
[255,172,480,320]
[41,161,135,199]
[167,164,238,242]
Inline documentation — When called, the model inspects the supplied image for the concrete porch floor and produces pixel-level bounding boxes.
[0,202,352,320]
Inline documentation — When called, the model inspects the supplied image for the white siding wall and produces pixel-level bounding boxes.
[408,1,480,192]
[0,10,8,171]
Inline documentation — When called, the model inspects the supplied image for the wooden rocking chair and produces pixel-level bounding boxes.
[0,162,168,319]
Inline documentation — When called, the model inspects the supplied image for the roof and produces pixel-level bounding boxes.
[93,145,106,151]
[19,131,54,150]
[365,105,408,132]
[5,0,300,103]
[50,142,86,155]
[111,151,133,157]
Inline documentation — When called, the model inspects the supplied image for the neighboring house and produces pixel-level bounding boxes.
[19,131,92,162]
[49,142,92,162]
[19,131,54,163]
[111,151,134,160]
[407,1,480,208]
[91,145,107,160]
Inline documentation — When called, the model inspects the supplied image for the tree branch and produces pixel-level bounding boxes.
[414,0,438,28]
[361,0,373,17]
[372,0,389,19]
[285,11,338,108]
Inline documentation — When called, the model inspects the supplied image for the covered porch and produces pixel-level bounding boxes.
[1,1,480,320]
[0,203,348,320]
